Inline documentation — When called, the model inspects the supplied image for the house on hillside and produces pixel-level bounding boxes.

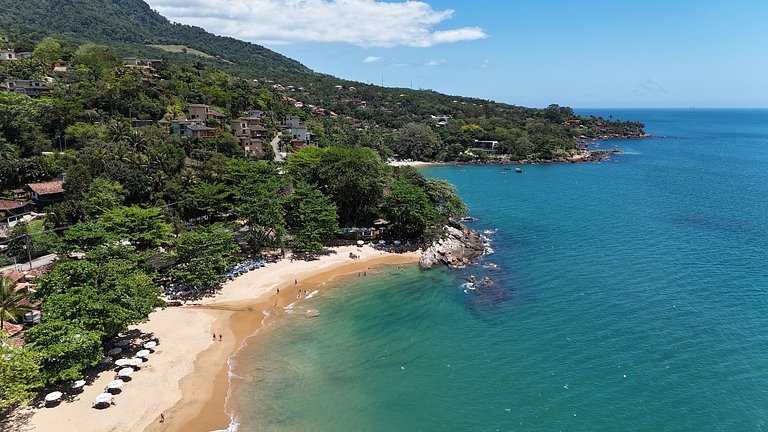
[467,140,499,155]
[169,120,217,139]
[0,200,32,232]
[281,115,309,142]
[123,57,163,68]
[26,180,65,207]
[52,60,68,73]
[3,79,52,96]
[230,116,268,156]
[0,50,16,61]
[188,104,226,122]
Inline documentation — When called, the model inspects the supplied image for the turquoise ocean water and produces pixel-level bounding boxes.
[227,109,768,431]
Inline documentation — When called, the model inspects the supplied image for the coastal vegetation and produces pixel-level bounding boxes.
[0,0,646,412]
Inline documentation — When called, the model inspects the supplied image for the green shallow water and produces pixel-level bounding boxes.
[227,109,768,431]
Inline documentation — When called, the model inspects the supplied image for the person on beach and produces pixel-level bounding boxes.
[277,288,280,294]
[219,334,222,341]
[295,279,298,284]
[212,333,216,341]
[160,413,165,423]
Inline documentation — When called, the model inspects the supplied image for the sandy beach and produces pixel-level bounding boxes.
[387,160,441,167]
[8,246,419,432]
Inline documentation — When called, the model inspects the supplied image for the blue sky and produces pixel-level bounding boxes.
[145,0,768,108]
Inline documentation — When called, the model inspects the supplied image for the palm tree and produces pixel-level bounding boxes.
[0,276,33,330]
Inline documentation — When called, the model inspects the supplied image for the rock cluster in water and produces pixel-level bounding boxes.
[419,220,487,269]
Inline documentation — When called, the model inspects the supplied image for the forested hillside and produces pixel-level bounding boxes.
[0,0,311,74]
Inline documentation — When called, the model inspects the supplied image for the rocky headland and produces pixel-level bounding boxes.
[419,220,488,269]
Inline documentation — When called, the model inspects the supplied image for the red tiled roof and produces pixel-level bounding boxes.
[0,199,29,211]
[1,269,26,283]
[27,180,64,196]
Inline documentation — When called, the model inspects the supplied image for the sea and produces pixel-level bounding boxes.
[225,109,768,431]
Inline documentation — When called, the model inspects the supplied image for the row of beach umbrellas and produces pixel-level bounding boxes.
[93,339,158,408]
[44,339,158,409]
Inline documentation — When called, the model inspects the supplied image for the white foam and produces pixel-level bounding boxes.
[305,289,319,299]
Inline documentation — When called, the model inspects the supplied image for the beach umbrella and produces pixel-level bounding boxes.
[393,240,402,245]
[356,240,364,246]
[128,358,143,367]
[94,393,113,406]
[72,380,86,390]
[106,379,124,390]
[100,356,114,364]
[143,341,157,349]
[117,367,134,378]
[135,349,150,358]
[114,358,131,367]
[44,391,63,402]
[107,347,122,356]
[116,339,131,347]
[106,379,124,391]
[378,240,386,244]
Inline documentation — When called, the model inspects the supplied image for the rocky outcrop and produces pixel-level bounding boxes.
[419,220,487,269]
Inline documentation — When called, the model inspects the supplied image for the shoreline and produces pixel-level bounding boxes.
[12,246,419,432]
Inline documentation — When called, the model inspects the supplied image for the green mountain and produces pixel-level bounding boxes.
[0,0,311,74]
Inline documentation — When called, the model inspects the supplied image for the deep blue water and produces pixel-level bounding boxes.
[229,109,768,431]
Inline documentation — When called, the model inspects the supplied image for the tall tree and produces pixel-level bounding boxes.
[0,276,32,330]
[380,180,438,240]
[286,183,339,255]
[0,336,43,410]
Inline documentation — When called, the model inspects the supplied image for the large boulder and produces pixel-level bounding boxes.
[419,221,487,269]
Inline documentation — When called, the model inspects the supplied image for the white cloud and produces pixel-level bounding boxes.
[363,56,383,64]
[424,59,446,66]
[146,0,488,47]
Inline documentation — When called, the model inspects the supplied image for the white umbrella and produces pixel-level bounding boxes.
[143,341,157,349]
[356,240,364,246]
[117,367,134,378]
[94,393,113,405]
[114,358,131,367]
[100,356,114,364]
[393,240,402,245]
[107,348,122,356]
[378,240,386,244]
[128,358,143,367]
[44,391,63,402]
[135,349,150,358]
[72,380,86,390]
[107,379,124,390]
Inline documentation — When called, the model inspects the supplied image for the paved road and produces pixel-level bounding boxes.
[1,253,57,272]
[271,133,285,162]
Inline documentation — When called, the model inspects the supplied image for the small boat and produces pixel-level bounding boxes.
[515,167,523,173]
